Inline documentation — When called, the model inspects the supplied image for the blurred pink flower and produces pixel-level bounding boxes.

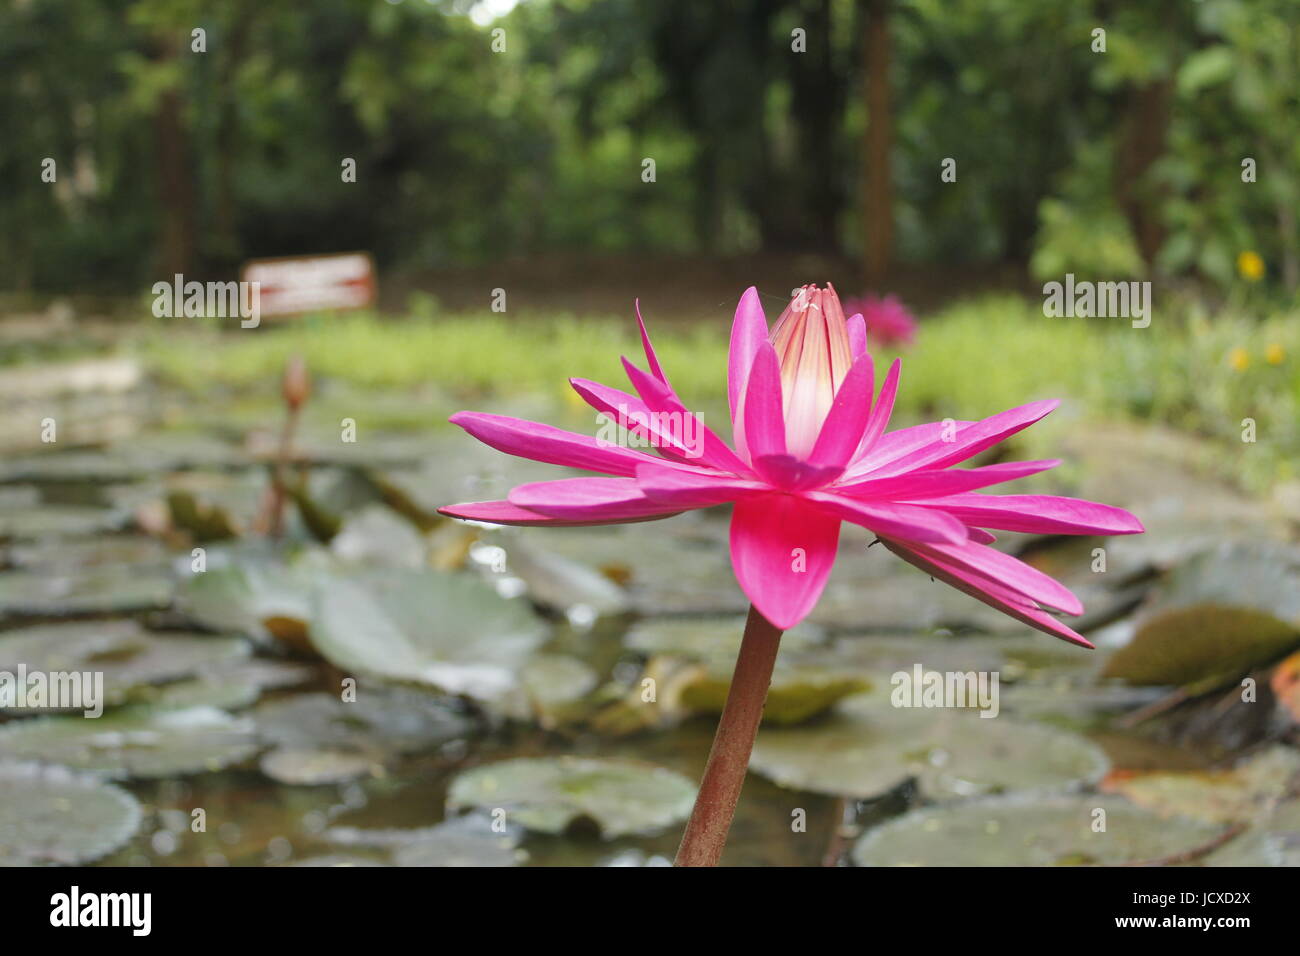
[842,293,918,348]
[440,284,1141,640]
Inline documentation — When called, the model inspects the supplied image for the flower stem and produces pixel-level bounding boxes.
[675,605,783,867]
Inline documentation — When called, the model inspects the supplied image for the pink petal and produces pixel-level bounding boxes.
[752,455,843,491]
[568,377,694,464]
[727,286,770,426]
[882,540,1092,648]
[621,359,751,475]
[842,420,974,480]
[508,477,688,522]
[808,492,968,545]
[634,300,669,386]
[869,399,1059,477]
[438,499,676,528]
[741,342,788,461]
[846,313,868,361]
[967,528,998,545]
[837,459,1061,499]
[918,493,1146,535]
[729,494,841,630]
[449,411,657,477]
[634,461,767,508]
[852,358,901,459]
[902,538,1084,615]
[806,354,876,470]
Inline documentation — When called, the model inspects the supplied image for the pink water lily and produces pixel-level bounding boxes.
[440,283,1143,644]
[842,292,919,348]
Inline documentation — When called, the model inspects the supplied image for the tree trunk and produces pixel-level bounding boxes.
[154,41,196,279]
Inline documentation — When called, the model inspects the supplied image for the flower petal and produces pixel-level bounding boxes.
[918,493,1146,535]
[729,494,841,630]
[808,492,968,544]
[634,299,670,386]
[846,313,868,361]
[842,420,975,481]
[852,357,901,459]
[869,400,1059,477]
[837,459,1061,499]
[882,539,1092,648]
[634,461,767,507]
[621,358,752,475]
[438,499,676,528]
[902,538,1083,615]
[806,354,876,470]
[742,342,788,461]
[449,411,656,477]
[728,286,769,425]
[507,477,688,522]
[568,377,694,464]
[752,455,843,491]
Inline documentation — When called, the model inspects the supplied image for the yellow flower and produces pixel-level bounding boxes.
[1265,342,1285,365]
[1237,250,1265,281]
[1228,346,1250,372]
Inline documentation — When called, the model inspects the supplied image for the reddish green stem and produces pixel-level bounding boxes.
[675,605,783,867]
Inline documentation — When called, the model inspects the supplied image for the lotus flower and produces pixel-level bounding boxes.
[440,284,1143,642]
[842,292,918,348]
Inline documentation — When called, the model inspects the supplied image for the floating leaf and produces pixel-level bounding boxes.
[447,757,696,837]
[0,762,143,865]
[259,748,376,786]
[0,565,173,619]
[497,538,629,617]
[255,688,472,757]
[852,793,1252,867]
[179,551,315,647]
[1100,747,1300,825]
[330,505,425,568]
[1103,543,1300,692]
[0,621,249,712]
[307,570,548,702]
[751,696,1108,799]
[0,706,259,778]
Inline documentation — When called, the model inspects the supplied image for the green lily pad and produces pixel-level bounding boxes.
[1103,543,1300,692]
[259,747,377,786]
[0,621,250,712]
[0,706,260,778]
[0,565,174,620]
[1100,747,1300,825]
[307,570,549,702]
[751,696,1109,799]
[254,688,473,756]
[330,505,426,568]
[179,551,316,646]
[852,793,1260,867]
[447,757,696,838]
[520,654,600,716]
[0,504,124,539]
[494,538,629,617]
[0,762,143,865]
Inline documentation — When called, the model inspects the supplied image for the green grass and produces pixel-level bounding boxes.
[133,294,1300,488]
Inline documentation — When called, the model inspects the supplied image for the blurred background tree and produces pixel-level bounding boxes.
[0,0,1294,302]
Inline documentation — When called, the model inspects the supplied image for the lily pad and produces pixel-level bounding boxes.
[254,688,473,757]
[0,762,143,865]
[446,756,696,838]
[259,748,377,786]
[0,621,250,711]
[1100,746,1300,825]
[179,551,316,647]
[307,569,549,702]
[493,538,629,617]
[330,505,426,568]
[0,706,260,778]
[0,565,174,619]
[852,793,1256,867]
[751,696,1109,799]
[1103,543,1300,692]
[0,504,124,539]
